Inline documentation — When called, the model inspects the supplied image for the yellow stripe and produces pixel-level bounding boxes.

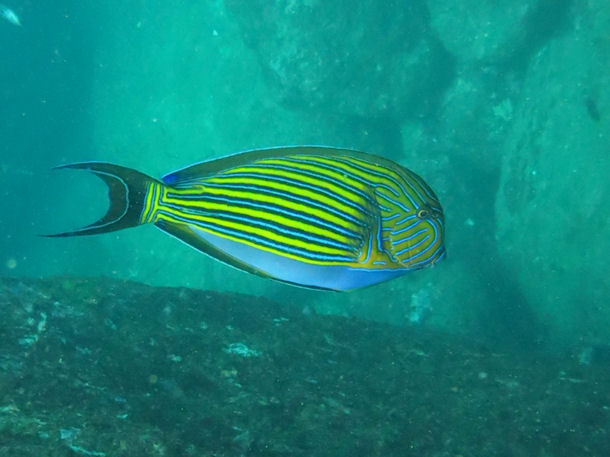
[167,185,363,233]
[154,210,355,259]
[400,168,438,201]
[155,214,353,266]
[161,190,357,246]
[256,157,364,189]
[151,183,164,221]
[220,165,367,207]
[166,184,206,195]
[294,155,406,196]
[204,175,369,221]
[342,155,402,180]
[140,182,159,223]
[390,231,428,249]
[341,156,434,206]
[341,157,407,194]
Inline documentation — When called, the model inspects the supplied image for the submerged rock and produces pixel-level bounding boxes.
[495,0,610,344]
[0,277,608,456]
[428,0,534,63]
[225,0,452,119]
[428,0,572,66]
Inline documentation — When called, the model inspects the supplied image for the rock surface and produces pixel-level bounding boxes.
[1,277,609,456]
[495,1,610,343]
[427,0,573,66]
[225,0,453,119]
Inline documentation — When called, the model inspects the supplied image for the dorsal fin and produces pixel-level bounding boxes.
[161,146,356,186]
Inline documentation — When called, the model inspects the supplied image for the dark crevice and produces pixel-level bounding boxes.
[498,0,575,75]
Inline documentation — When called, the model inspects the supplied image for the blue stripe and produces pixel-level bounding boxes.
[395,234,431,257]
[247,158,371,209]
[362,233,373,264]
[330,157,418,203]
[374,190,412,212]
[212,171,372,219]
[141,182,157,222]
[156,210,355,262]
[353,157,429,207]
[265,157,416,213]
[403,169,439,204]
[291,156,402,197]
[376,220,384,252]
[158,202,358,252]
[395,214,417,226]
[392,228,428,247]
[409,244,445,269]
[391,219,421,236]
[300,154,419,212]
[199,181,366,226]
[382,213,401,222]
[406,225,441,263]
[285,155,416,213]
[397,225,442,265]
[247,161,373,203]
[166,190,361,240]
[277,156,386,195]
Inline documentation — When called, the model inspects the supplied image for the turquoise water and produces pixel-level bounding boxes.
[1,1,609,455]
[2,0,609,352]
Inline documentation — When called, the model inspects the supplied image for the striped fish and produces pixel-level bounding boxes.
[49,146,445,290]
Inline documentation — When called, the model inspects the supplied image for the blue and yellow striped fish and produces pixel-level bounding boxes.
[49,146,445,290]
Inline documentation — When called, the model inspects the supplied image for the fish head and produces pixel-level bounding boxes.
[390,196,446,270]
[413,199,446,266]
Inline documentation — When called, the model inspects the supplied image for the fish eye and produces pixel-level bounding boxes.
[417,208,430,219]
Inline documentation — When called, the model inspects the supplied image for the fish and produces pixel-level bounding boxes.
[0,4,21,26]
[48,146,445,290]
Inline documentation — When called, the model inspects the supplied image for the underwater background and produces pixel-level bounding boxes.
[1,0,609,455]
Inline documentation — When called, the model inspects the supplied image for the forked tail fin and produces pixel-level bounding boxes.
[45,162,158,237]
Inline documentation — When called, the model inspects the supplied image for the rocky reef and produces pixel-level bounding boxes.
[1,277,608,456]
[5,0,609,355]
[495,1,610,342]
[225,0,452,120]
